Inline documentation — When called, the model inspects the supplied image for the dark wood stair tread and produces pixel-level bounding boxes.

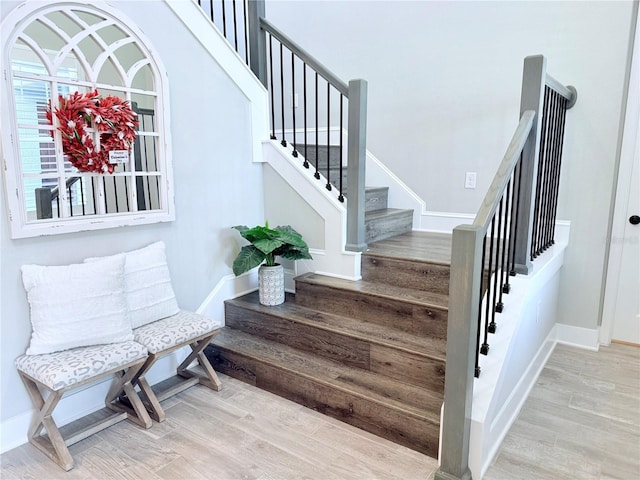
[295,272,448,310]
[227,291,446,361]
[364,207,413,221]
[366,231,453,264]
[209,328,443,420]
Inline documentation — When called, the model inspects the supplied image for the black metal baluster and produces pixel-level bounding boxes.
[242,0,249,64]
[80,177,86,215]
[532,86,550,260]
[268,35,276,140]
[490,200,503,331]
[510,156,523,276]
[539,88,556,255]
[232,0,238,51]
[279,42,286,147]
[326,82,331,191]
[90,177,96,216]
[123,173,130,213]
[291,53,298,157]
[480,233,490,355]
[102,177,108,213]
[548,95,568,247]
[544,91,562,249]
[303,63,309,167]
[499,179,512,300]
[221,0,227,37]
[68,185,73,216]
[476,234,488,377]
[545,90,567,249]
[209,0,214,22]
[113,176,120,212]
[338,94,344,202]
[314,72,320,179]
[484,217,495,345]
[143,116,152,209]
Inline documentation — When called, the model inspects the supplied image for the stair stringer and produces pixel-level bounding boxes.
[262,141,361,282]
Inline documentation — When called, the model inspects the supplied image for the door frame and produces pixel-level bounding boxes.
[600,4,640,345]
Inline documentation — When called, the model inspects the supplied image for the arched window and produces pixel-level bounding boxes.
[1,1,174,238]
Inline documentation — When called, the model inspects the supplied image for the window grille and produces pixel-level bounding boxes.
[1,1,174,238]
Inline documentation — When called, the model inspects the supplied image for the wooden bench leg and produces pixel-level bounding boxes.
[18,372,74,471]
[18,357,152,471]
[132,331,223,423]
[105,360,152,429]
[177,334,222,391]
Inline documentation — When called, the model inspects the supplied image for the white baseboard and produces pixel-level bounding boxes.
[197,271,258,321]
[418,211,475,233]
[555,323,600,351]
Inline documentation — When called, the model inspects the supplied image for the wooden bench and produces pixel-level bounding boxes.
[121,310,223,422]
[15,341,152,471]
[17,242,223,471]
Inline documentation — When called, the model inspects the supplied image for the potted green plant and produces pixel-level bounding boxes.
[232,222,312,306]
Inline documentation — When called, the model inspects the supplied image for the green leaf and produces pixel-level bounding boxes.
[232,223,312,270]
[280,246,313,261]
[274,225,307,248]
[232,245,266,276]
[253,237,284,255]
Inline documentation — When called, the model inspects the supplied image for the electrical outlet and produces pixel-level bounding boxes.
[465,172,477,189]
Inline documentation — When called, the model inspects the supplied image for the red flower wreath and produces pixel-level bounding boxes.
[46,90,138,174]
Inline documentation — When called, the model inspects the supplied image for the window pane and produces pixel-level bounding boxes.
[135,175,161,211]
[96,24,128,45]
[67,176,98,217]
[23,177,60,221]
[14,78,51,125]
[131,65,155,92]
[78,34,103,66]
[11,41,48,75]
[113,41,145,73]
[23,19,65,53]
[45,11,83,38]
[97,57,124,87]
[134,135,159,172]
[18,127,56,175]
[102,175,132,214]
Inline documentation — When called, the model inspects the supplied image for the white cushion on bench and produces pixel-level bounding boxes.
[15,341,148,391]
[85,242,179,329]
[133,311,222,354]
[21,255,133,355]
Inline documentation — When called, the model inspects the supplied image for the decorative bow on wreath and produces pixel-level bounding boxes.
[46,90,138,174]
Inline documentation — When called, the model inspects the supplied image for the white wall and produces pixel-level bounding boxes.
[265,0,635,333]
[0,0,264,451]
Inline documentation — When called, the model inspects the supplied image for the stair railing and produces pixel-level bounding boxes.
[196,0,368,251]
[435,55,576,480]
[197,0,250,64]
[246,1,368,252]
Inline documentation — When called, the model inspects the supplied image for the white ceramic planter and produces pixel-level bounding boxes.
[258,264,285,306]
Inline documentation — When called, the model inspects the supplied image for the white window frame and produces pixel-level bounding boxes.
[1,0,174,239]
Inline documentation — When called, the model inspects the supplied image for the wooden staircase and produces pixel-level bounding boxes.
[205,144,451,458]
[298,144,414,243]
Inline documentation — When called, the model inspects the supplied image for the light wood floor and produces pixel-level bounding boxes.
[484,342,640,480]
[0,372,438,480]
[1,343,638,479]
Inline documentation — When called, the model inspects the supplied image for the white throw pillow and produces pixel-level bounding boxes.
[86,242,179,329]
[22,254,133,355]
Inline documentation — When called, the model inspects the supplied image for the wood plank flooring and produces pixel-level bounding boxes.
[0,372,438,480]
[484,342,640,480]
[1,343,637,479]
